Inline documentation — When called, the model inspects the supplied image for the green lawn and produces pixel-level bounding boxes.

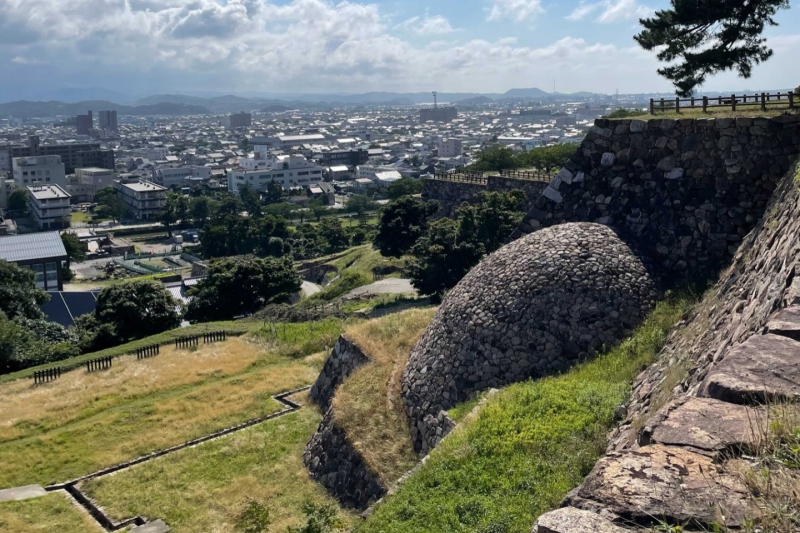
[69,211,90,224]
[0,493,104,533]
[82,408,355,533]
[357,293,695,533]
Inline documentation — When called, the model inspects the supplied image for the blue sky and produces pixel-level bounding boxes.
[0,0,798,100]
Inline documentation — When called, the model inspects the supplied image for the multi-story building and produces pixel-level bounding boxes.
[68,167,115,202]
[76,111,93,135]
[12,155,67,188]
[5,136,115,174]
[229,112,252,129]
[253,134,327,152]
[420,106,458,123]
[115,179,167,220]
[153,165,212,189]
[227,155,324,194]
[322,149,369,167]
[27,184,71,230]
[438,139,463,158]
[98,110,118,132]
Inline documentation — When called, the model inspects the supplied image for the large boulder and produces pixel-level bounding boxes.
[402,223,657,453]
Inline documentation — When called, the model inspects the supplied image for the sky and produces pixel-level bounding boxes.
[0,0,798,100]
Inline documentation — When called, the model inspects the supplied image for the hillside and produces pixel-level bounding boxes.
[0,100,210,118]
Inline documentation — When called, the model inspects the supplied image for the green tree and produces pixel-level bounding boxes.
[515,144,576,172]
[634,0,790,96]
[264,180,283,205]
[0,311,32,373]
[61,233,87,263]
[160,192,180,237]
[91,281,181,343]
[239,183,262,218]
[185,256,300,322]
[345,194,379,219]
[462,190,526,254]
[308,198,329,222]
[408,218,484,300]
[189,196,214,227]
[387,178,424,200]
[375,197,440,258]
[471,145,518,172]
[318,218,349,253]
[8,188,28,211]
[94,186,127,223]
[0,260,48,321]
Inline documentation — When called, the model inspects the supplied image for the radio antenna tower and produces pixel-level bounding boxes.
[432,91,438,109]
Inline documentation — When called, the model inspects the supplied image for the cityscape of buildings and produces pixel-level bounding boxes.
[0,93,631,233]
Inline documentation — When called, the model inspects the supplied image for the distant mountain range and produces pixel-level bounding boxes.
[0,87,598,118]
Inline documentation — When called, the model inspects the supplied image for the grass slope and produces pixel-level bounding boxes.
[0,318,352,487]
[332,308,436,484]
[0,493,104,533]
[83,402,355,533]
[357,294,694,533]
[308,245,411,302]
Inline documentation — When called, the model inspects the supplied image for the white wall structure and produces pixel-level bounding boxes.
[153,165,213,188]
[438,139,463,158]
[68,167,115,202]
[115,179,167,220]
[12,155,67,188]
[227,155,324,194]
[27,184,71,229]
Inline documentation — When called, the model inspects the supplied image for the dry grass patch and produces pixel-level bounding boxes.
[0,338,262,442]
[0,338,322,487]
[0,493,103,533]
[332,308,436,485]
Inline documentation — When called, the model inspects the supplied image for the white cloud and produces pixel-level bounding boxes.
[567,0,652,23]
[488,0,544,23]
[397,15,458,36]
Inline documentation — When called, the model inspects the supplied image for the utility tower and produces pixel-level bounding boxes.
[432,91,438,109]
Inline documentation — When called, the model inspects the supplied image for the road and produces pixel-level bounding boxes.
[343,278,417,299]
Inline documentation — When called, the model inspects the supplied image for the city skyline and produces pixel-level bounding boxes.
[0,0,798,102]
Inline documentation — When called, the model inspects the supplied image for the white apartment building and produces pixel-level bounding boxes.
[13,155,67,188]
[253,135,327,152]
[356,164,400,181]
[115,179,167,220]
[68,167,115,202]
[27,184,71,229]
[227,155,324,194]
[438,139,463,158]
[153,165,212,188]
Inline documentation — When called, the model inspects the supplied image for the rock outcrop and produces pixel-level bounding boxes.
[402,223,657,453]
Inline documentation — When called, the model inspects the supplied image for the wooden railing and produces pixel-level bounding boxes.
[650,92,796,114]
[499,169,554,183]
[433,172,488,184]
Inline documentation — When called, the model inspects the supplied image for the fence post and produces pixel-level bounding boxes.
[649,99,654,115]
[703,96,708,112]
[660,98,665,112]
[675,97,680,114]
[731,94,736,112]
[761,92,766,111]
[790,92,795,109]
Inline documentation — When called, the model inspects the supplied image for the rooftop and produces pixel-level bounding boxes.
[118,180,167,192]
[28,184,70,200]
[0,231,68,262]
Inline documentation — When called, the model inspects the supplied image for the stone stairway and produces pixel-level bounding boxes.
[532,305,800,532]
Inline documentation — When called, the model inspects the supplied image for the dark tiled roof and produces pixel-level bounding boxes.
[0,232,68,263]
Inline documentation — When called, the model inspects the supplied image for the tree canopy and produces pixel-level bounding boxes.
[387,178,424,200]
[91,280,181,344]
[0,260,48,321]
[634,0,791,96]
[185,256,301,322]
[375,197,440,258]
[8,188,28,211]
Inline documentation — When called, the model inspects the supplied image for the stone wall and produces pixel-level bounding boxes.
[512,115,800,283]
[422,175,550,218]
[308,335,370,412]
[303,408,386,510]
[402,223,657,454]
[533,161,800,532]
[304,335,386,510]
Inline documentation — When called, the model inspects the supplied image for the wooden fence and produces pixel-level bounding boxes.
[175,331,227,349]
[650,92,796,114]
[136,344,160,360]
[433,172,488,184]
[202,331,227,343]
[175,335,200,349]
[499,169,554,182]
[33,367,62,385]
[86,356,113,373]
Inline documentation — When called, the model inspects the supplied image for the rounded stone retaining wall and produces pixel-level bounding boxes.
[401,222,658,454]
[308,335,370,412]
